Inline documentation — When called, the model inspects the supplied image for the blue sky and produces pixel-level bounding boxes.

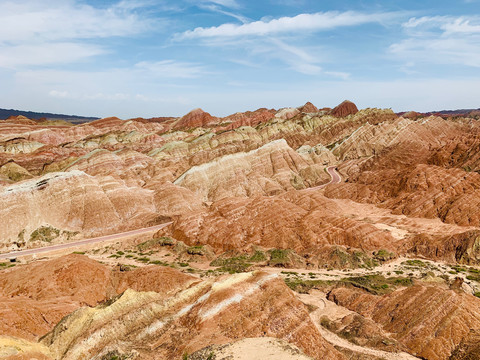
[1,0,479,118]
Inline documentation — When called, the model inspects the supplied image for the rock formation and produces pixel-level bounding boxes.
[330,100,358,117]
[2,102,480,359]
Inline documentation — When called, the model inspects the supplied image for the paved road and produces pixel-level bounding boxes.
[309,166,342,191]
[0,222,173,260]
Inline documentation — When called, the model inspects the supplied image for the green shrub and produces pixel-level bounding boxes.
[137,237,175,251]
[148,260,168,266]
[343,275,413,295]
[268,248,291,266]
[284,278,328,293]
[210,256,252,274]
[374,249,395,261]
[403,259,426,267]
[187,246,205,256]
[30,226,60,243]
[249,250,266,262]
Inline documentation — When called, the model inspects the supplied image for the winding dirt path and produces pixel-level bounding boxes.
[309,166,342,190]
[0,222,172,260]
[307,303,420,360]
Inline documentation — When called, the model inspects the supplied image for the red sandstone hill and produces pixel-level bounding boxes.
[1,101,480,359]
[330,100,358,117]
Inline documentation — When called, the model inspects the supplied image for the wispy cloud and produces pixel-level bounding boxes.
[134,60,207,78]
[178,11,397,39]
[208,0,240,9]
[175,11,389,76]
[0,0,154,69]
[0,43,105,68]
[199,4,249,23]
[0,1,152,44]
[391,15,480,68]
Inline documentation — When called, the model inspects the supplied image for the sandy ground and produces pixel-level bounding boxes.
[298,291,421,360]
[211,337,314,360]
[330,197,479,240]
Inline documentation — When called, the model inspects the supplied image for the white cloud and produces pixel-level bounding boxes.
[443,18,480,34]
[391,15,480,68]
[200,4,249,23]
[0,0,153,69]
[178,11,396,39]
[208,0,240,9]
[0,43,104,68]
[324,71,351,80]
[0,1,151,44]
[134,60,207,78]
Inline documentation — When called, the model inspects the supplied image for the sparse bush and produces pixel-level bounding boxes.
[403,259,426,267]
[268,248,291,267]
[284,278,328,293]
[149,260,168,266]
[249,250,266,262]
[30,226,60,243]
[374,249,395,261]
[210,256,252,274]
[187,246,205,256]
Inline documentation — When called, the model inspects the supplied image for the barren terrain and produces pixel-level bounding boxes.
[1,101,480,359]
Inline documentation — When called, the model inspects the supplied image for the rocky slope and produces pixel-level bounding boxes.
[328,283,480,360]
[2,101,480,359]
[34,266,343,360]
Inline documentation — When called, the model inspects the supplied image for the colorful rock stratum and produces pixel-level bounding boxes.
[1,101,480,360]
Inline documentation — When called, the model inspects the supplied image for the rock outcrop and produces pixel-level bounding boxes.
[329,284,480,360]
[41,271,343,360]
[330,100,358,117]
[0,254,198,341]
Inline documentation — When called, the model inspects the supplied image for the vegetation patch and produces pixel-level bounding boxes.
[187,245,205,256]
[249,250,267,262]
[29,226,78,243]
[342,275,414,295]
[268,248,292,267]
[284,278,329,293]
[148,260,168,266]
[210,256,252,274]
[30,226,60,243]
[326,247,379,269]
[137,237,175,251]
[373,249,396,262]
[99,350,130,360]
[403,259,427,268]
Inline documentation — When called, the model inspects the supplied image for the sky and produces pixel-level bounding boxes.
[1,0,480,118]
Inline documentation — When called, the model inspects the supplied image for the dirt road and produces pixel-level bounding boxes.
[0,222,172,260]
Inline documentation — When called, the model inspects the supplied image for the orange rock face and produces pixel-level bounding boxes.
[2,103,480,359]
[173,108,217,129]
[330,100,359,117]
[329,284,480,360]
[0,254,198,340]
[39,271,344,360]
[299,101,319,113]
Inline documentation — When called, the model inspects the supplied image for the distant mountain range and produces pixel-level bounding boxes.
[0,108,99,123]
